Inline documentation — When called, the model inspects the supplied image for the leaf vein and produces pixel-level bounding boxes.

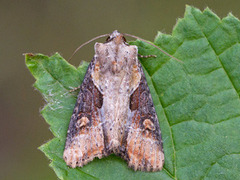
[191,12,240,101]
[39,61,70,92]
[202,153,240,179]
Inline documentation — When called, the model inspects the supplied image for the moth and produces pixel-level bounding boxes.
[63,30,164,172]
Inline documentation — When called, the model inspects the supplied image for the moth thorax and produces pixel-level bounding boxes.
[111,60,125,74]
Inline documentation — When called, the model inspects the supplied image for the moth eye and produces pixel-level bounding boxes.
[106,36,112,42]
[122,36,127,42]
[76,117,90,128]
[143,119,155,131]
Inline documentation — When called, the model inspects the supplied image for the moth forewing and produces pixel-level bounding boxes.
[63,30,164,171]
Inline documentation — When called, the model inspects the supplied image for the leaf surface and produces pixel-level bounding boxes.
[26,6,240,180]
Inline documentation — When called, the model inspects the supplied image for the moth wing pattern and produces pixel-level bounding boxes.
[63,30,164,172]
[63,60,105,168]
[124,62,164,171]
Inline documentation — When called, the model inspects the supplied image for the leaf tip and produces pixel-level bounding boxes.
[227,12,240,21]
[38,143,45,152]
[51,52,62,58]
[23,52,35,57]
[184,4,197,14]
[155,31,163,38]
[24,53,35,64]
[185,4,191,9]
[203,6,210,11]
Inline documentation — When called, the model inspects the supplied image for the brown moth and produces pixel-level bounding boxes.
[63,30,164,171]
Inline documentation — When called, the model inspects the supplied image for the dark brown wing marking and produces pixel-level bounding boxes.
[124,64,164,172]
[63,60,105,168]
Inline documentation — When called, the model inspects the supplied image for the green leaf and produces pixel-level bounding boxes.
[25,6,240,180]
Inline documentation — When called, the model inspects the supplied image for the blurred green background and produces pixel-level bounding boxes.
[1,0,240,179]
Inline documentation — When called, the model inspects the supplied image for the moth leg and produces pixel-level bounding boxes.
[138,54,157,58]
[69,85,81,93]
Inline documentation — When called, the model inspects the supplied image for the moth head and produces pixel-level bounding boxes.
[106,30,127,45]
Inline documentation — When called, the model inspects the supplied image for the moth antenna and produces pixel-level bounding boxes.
[68,33,109,61]
[123,33,183,63]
